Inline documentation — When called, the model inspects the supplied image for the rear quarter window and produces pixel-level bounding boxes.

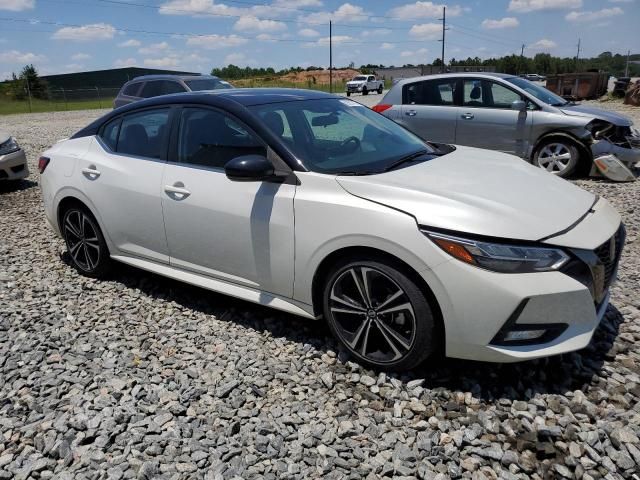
[99,118,121,150]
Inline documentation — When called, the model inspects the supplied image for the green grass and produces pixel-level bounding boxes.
[0,79,349,115]
[0,97,114,115]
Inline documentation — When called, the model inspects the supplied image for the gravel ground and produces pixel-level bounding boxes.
[1,102,640,480]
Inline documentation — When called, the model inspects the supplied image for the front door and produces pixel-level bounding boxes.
[79,107,171,263]
[455,79,532,156]
[399,77,459,144]
[161,106,296,297]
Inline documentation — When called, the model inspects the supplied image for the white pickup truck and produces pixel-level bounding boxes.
[345,75,384,96]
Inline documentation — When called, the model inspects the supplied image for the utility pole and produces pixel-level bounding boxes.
[575,38,581,71]
[329,20,333,93]
[520,43,525,75]
[438,7,448,73]
[625,49,631,77]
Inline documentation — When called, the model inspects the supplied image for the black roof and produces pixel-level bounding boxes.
[72,88,340,140]
[129,74,215,82]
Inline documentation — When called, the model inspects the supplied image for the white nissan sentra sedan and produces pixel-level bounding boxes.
[39,89,625,371]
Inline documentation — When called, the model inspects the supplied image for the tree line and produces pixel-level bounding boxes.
[211,51,639,80]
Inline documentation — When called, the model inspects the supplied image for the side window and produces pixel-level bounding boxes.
[122,83,141,97]
[368,76,375,82]
[100,118,121,150]
[116,108,170,159]
[162,81,187,95]
[141,80,186,98]
[463,80,522,108]
[403,79,458,106]
[178,108,267,169]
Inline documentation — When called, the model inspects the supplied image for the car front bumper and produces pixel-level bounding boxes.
[346,85,364,92]
[421,218,623,363]
[0,148,29,180]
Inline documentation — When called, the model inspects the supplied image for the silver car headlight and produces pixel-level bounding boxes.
[422,230,569,273]
[0,137,20,155]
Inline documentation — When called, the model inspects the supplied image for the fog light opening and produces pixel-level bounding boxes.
[503,329,546,342]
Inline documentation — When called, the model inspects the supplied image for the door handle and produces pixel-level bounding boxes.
[461,113,474,120]
[405,110,417,117]
[81,165,101,179]
[164,182,191,200]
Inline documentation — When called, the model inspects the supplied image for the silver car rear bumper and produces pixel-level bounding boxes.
[0,148,29,181]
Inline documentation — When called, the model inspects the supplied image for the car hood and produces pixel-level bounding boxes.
[559,104,633,126]
[0,130,10,145]
[336,146,595,241]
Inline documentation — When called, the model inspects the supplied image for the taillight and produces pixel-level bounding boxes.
[372,104,392,113]
[38,156,50,174]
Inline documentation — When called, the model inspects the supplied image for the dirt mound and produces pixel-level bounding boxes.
[281,69,361,85]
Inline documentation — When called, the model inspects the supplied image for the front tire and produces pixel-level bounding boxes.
[61,206,111,278]
[533,138,580,178]
[322,259,436,371]
[362,87,368,96]
[346,91,351,97]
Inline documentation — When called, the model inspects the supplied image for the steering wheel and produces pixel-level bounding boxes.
[337,136,361,154]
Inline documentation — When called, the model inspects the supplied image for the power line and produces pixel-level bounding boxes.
[0,16,443,45]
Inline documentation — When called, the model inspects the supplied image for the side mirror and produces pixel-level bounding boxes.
[225,155,275,182]
[511,100,527,111]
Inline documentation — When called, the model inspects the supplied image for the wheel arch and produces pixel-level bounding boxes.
[311,245,445,345]
[55,191,116,253]
[531,130,593,173]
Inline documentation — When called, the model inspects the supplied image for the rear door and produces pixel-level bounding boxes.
[398,77,460,143]
[79,107,172,263]
[455,78,532,156]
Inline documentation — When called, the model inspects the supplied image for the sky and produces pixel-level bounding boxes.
[0,0,638,79]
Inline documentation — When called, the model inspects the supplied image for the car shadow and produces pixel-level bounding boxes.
[0,178,38,193]
[63,254,625,402]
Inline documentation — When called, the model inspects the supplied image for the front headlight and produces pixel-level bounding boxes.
[423,230,569,273]
[0,137,20,156]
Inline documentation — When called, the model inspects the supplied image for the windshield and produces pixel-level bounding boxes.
[505,76,567,106]
[250,98,435,174]
[184,78,233,91]
[353,76,367,81]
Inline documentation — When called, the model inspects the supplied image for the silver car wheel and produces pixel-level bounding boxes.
[328,266,416,364]
[63,210,101,272]
[537,142,574,174]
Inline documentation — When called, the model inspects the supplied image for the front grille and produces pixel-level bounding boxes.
[593,225,624,289]
[561,224,625,308]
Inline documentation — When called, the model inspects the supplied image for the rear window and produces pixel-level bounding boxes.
[122,83,141,96]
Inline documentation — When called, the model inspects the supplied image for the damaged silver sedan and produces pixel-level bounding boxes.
[375,73,640,182]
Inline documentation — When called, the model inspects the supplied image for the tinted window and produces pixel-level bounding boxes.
[140,80,185,98]
[463,79,522,108]
[117,108,170,159]
[403,78,458,106]
[122,83,141,96]
[250,98,431,174]
[368,76,375,82]
[178,108,266,169]
[100,118,120,150]
[184,78,233,91]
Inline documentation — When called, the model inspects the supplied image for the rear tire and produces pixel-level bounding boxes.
[377,85,383,94]
[61,205,111,278]
[532,138,580,178]
[322,258,437,371]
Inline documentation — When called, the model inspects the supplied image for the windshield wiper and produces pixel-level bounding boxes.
[383,150,430,172]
